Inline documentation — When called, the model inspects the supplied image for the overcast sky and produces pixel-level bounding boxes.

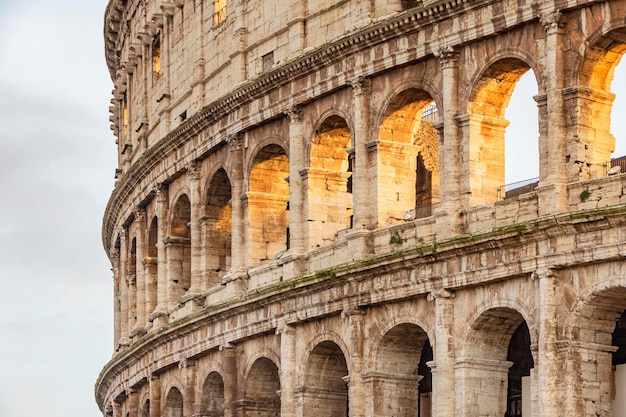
[0,2,624,417]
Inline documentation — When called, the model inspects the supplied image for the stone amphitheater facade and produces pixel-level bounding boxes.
[96,0,626,416]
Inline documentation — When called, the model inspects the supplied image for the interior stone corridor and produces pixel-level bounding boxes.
[96,0,626,416]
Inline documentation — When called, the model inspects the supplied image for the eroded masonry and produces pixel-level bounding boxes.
[96,0,626,416]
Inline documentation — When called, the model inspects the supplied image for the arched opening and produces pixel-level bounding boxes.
[165,387,184,417]
[570,287,626,416]
[307,115,353,248]
[377,89,439,223]
[467,58,538,203]
[301,341,349,416]
[460,308,533,417]
[247,144,289,266]
[504,71,539,192]
[128,237,137,329]
[146,216,158,316]
[576,28,626,179]
[367,323,433,417]
[199,371,225,417]
[168,194,191,306]
[241,358,281,417]
[205,169,232,286]
[140,399,150,417]
[611,60,626,159]
[505,322,534,417]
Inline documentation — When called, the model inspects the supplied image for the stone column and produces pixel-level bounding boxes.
[221,343,240,417]
[278,324,296,417]
[158,14,172,137]
[427,289,455,417]
[119,228,130,348]
[134,207,147,336]
[350,77,373,231]
[149,374,162,417]
[535,268,562,417]
[112,401,123,417]
[434,47,463,237]
[186,161,204,300]
[227,134,245,275]
[111,247,121,349]
[343,307,367,417]
[181,359,197,417]
[128,388,139,417]
[536,11,568,215]
[152,183,169,328]
[454,358,513,416]
[286,106,306,257]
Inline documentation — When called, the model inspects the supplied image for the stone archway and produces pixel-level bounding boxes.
[241,357,281,417]
[458,307,533,417]
[465,58,537,204]
[306,115,353,248]
[145,216,158,316]
[300,341,349,417]
[573,27,626,180]
[139,399,150,417]
[205,169,232,287]
[164,387,183,417]
[167,194,191,306]
[198,371,225,417]
[376,89,440,224]
[247,144,289,266]
[366,323,433,417]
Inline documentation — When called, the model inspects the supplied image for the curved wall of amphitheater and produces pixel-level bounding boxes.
[97,0,626,416]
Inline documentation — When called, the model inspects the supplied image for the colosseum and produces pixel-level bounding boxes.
[96,0,626,416]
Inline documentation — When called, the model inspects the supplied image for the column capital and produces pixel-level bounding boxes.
[427,288,455,301]
[153,183,168,201]
[119,227,128,239]
[530,267,560,280]
[227,132,243,151]
[349,76,371,96]
[435,46,459,68]
[178,357,197,369]
[134,206,146,222]
[341,306,368,319]
[186,160,201,181]
[285,105,303,123]
[276,322,296,335]
[539,10,566,34]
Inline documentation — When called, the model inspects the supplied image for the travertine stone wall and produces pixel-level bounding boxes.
[98,1,626,417]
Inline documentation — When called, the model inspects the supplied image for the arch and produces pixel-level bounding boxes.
[368,322,433,417]
[465,57,539,204]
[574,25,626,180]
[306,113,354,248]
[198,371,225,417]
[241,357,281,417]
[164,387,184,417]
[128,236,138,329]
[139,399,150,417]
[167,194,192,306]
[301,340,349,417]
[376,87,440,223]
[204,168,232,286]
[246,143,290,266]
[145,215,158,316]
[460,307,533,417]
[565,284,626,417]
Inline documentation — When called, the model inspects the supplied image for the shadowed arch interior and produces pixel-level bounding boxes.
[205,169,232,286]
[164,387,183,417]
[243,358,281,417]
[200,371,225,417]
[168,194,192,305]
[303,341,349,417]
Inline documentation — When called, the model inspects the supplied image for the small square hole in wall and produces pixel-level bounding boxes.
[179,110,187,122]
[262,51,274,72]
